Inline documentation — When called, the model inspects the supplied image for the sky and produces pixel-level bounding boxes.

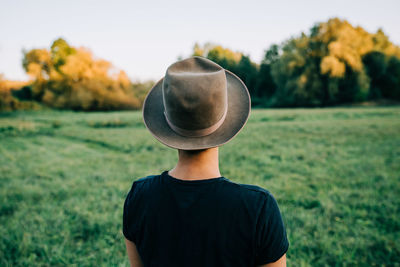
[1,0,399,81]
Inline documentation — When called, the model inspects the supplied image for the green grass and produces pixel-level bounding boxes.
[0,107,399,266]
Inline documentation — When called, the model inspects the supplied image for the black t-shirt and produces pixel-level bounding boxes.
[123,171,289,267]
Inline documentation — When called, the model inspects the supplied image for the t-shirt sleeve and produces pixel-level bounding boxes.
[123,181,139,243]
[255,192,289,265]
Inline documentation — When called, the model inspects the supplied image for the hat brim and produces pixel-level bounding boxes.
[142,69,251,150]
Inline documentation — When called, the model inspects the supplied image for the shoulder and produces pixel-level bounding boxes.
[219,179,280,213]
[132,174,162,188]
[221,178,275,201]
[133,174,160,188]
[125,174,162,201]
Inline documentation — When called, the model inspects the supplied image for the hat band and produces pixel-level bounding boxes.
[164,108,227,137]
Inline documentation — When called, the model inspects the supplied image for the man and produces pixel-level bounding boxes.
[123,57,289,266]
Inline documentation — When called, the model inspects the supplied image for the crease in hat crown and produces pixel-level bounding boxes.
[162,57,228,137]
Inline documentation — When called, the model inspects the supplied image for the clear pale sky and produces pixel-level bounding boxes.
[1,0,399,81]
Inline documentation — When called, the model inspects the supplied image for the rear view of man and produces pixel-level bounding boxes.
[123,57,289,266]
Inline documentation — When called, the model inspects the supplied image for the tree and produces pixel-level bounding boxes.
[363,51,400,100]
[0,74,17,111]
[0,75,36,111]
[384,57,400,100]
[22,38,141,110]
[50,38,77,71]
[265,18,400,107]
[362,51,387,99]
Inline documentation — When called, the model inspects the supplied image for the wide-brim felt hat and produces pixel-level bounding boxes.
[143,56,251,150]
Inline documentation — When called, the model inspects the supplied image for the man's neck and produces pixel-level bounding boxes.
[168,147,221,180]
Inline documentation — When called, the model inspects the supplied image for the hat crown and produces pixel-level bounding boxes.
[162,57,228,135]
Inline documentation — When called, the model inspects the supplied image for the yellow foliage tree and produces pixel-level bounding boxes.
[0,75,36,111]
[269,17,400,106]
[22,38,141,110]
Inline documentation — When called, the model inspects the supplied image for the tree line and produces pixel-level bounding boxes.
[1,17,400,111]
[194,18,400,107]
[1,39,154,111]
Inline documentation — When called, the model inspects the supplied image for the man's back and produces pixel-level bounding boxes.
[123,171,289,267]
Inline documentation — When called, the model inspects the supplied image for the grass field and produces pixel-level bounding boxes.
[0,107,399,266]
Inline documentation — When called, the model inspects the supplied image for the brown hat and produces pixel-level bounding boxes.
[143,56,251,150]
